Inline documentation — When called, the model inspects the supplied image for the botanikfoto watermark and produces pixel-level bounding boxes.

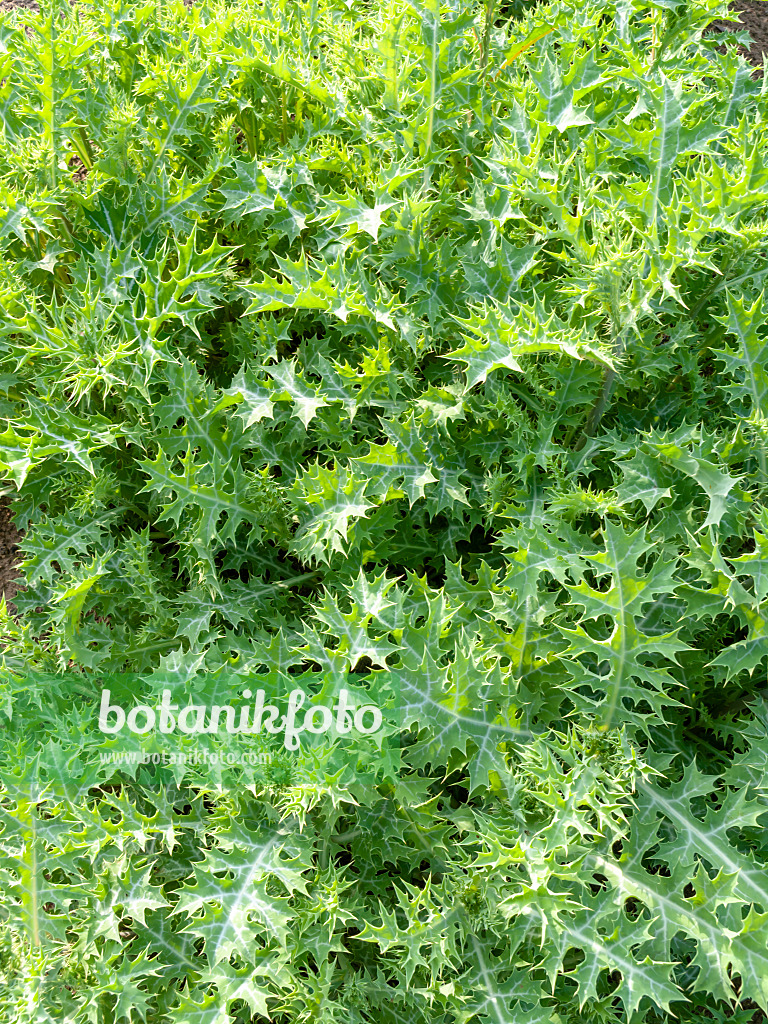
[98,687,384,750]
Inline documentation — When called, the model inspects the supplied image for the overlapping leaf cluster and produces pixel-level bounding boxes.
[1,0,768,1020]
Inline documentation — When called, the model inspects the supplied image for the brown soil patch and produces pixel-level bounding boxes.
[0,498,22,610]
[68,154,90,182]
[0,0,39,12]
[709,0,768,66]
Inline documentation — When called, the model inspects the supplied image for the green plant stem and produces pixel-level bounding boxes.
[72,127,95,170]
[480,0,496,72]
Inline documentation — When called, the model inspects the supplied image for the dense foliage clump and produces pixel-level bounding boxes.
[1,0,768,1020]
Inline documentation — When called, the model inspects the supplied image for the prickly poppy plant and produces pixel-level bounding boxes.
[1,0,768,1021]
